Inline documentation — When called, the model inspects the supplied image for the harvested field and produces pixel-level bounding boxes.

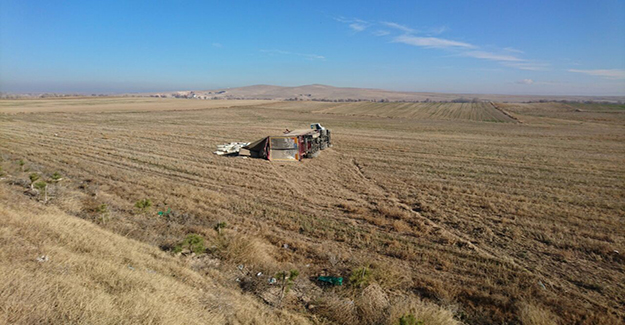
[0,97,273,114]
[314,101,517,122]
[0,99,623,324]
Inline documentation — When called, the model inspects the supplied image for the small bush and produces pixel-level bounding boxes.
[51,172,62,181]
[134,198,152,212]
[29,173,40,183]
[33,181,47,191]
[276,269,300,307]
[399,314,423,325]
[214,221,227,234]
[174,234,206,254]
[96,204,108,214]
[349,266,371,288]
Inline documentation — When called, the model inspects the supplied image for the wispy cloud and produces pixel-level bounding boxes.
[568,69,625,80]
[333,16,548,71]
[334,16,370,32]
[462,51,525,62]
[427,25,449,35]
[349,23,367,32]
[393,35,474,49]
[501,62,549,71]
[516,79,534,85]
[260,49,325,60]
[503,47,524,54]
[372,30,390,36]
[212,42,223,48]
[381,21,416,33]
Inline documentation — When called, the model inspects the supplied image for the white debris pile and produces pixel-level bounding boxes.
[214,142,250,156]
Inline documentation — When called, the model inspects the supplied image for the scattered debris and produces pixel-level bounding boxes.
[538,280,546,290]
[256,272,263,277]
[268,277,277,285]
[283,243,289,249]
[157,208,171,216]
[214,142,250,156]
[128,265,135,271]
[317,276,343,286]
[36,255,49,263]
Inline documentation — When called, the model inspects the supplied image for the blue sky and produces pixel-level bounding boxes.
[1,0,624,95]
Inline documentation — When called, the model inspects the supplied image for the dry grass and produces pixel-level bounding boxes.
[0,98,624,324]
[0,186,309,325]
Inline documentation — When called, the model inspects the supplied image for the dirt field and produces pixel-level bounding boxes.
[313,102,517,122]
[1,99,623,324]
[0,97,273,114]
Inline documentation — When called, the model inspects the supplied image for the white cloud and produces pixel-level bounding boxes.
[516,79,534,85]
[427,26,449,35]
[503,47,524,54]
[349,23,367,32]
[334,16,370,32]
[501,62,550,71]
[393,35,474,49]
[260,49,325,60]
[462,51,524,62]
[381,21,416,33]
[372,30,390,36]
[568,69,625,80]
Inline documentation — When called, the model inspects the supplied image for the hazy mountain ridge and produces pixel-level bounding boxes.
[3,84,624,103]
[147,84,625,103]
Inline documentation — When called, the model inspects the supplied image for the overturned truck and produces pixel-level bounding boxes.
[244,123,332,161]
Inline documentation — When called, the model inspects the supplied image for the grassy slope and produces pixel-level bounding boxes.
[0,185,309,325]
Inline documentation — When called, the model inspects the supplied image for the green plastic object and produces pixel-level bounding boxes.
[317,276,343,286]
[158,208,171,216]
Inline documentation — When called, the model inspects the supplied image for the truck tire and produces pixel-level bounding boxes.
[320,143,328,150]
[308,151,320,158]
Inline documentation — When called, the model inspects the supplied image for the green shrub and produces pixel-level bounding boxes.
[51,172,62,181]
[96,204,108,214]
[174,234,206,254]
[399,314,423,325]
[134,198,152,212]
[214,221,227,234]
[275,269,300,291]
[33,181,47,191]
[29,173,40,183]
[276,269,300,307]
[349,266,371,288]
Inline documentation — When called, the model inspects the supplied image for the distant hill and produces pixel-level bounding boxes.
[3,84,624,103]
[143,84,625,103]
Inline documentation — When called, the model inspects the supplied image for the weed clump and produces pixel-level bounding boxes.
[51,172,62,181]
[29,173,40,189]
[134,198,152,212]
[276,269,299,307]
[214,221,227,234]
[349,266,371,288]
[399,314,423,325]
[174,234,206,254]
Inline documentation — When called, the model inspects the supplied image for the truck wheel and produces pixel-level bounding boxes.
[320,143,328,150]
[308,151,320,158]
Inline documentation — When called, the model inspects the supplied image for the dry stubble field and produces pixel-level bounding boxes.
[0,98,624,324]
